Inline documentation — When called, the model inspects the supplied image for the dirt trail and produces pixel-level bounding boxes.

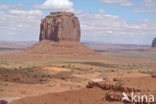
[42,67,72,72]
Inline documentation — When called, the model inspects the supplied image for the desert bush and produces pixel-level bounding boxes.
[116,79,125,87]
[0,67,52,84]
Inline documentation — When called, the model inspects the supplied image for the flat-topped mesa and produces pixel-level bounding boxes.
[152,38,156,48]
[49,12,75,17]
[39,12,81,42]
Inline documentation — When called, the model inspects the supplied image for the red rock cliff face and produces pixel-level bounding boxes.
[39,12,81,42]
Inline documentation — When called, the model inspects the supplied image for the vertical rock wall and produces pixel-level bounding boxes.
[39,12,81,42]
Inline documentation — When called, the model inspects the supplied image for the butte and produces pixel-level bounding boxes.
[25,12,100,58]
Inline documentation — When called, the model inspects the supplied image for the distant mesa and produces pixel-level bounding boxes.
[152,38,156,48]
[39,12,81,42]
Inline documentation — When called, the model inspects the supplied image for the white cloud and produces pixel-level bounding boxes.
[99,0,134,6]
[0,9,42,41]
[77,12,156,44]
[0,3,24,10]
[9,10,43,16]
[134,8,156,13]
[0,4,11,9]
[97,9,107,14]
[141,0,156,6]
[34,0,73,11]
[99,0,156,7]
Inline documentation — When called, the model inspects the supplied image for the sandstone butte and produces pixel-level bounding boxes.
[39,12,81,42]
[25,12,100,58]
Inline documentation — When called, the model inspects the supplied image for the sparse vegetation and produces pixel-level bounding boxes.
[47,84,56,87]
[116,79,125,87]
[0,67,52,84]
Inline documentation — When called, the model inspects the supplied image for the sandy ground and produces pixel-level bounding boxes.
[2,70,156,104]
[42,67,72,72]
[0,48,155,104]
[9,74,156,104]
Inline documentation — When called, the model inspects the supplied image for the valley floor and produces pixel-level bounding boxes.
[0,49,156,104]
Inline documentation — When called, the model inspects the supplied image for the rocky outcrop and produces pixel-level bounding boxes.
[105,92,123,102]
[39,12,81,42]
[152,38,156,48]
[86,81,142,93]
[151,74,156,78]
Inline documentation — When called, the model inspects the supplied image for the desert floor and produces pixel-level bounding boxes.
[0,46,156,104]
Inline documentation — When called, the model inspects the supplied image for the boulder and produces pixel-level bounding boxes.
[151,74,156,78]
[105,92,122,102]
[39,12,81,42]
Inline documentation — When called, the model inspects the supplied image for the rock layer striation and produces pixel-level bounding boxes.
[39,12,81,42]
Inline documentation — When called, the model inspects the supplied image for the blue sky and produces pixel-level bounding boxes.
[0,0,156,45]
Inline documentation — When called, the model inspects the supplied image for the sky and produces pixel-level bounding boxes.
[0,0,156,45]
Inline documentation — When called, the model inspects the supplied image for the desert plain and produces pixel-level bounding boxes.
[0,41,156,104]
